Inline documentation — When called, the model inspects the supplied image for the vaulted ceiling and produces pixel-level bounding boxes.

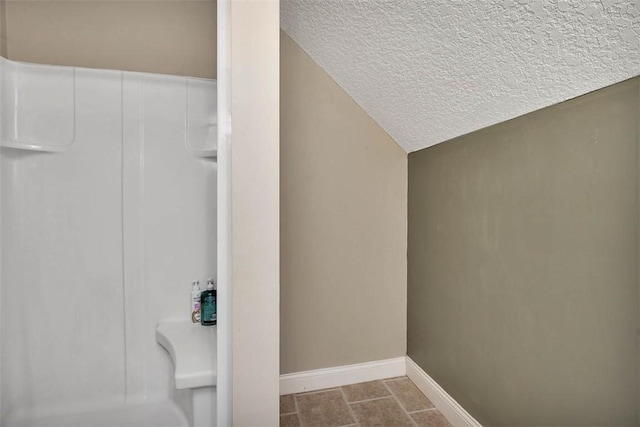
[281,0,640,153]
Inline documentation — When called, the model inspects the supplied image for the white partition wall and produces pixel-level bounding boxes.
[0,58,217,424]
[230,0,280,424]
[215,0,232,425]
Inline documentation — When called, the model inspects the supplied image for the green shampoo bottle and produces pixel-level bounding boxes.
[200,278,216,326]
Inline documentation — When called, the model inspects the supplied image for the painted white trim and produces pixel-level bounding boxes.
[279,357,406,396]
[216,0,232,426]
[405,357,482,427]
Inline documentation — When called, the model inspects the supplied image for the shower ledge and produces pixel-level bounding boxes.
[156,319,217,389]
[0,139,74,152]
[0,58,76,152]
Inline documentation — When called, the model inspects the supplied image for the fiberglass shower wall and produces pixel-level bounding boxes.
[0,58,217,421]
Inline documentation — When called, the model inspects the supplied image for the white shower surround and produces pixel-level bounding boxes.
[281,0,640,152]
[0,57,217,425]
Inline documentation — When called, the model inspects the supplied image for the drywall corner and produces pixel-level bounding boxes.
[280,32,408,374]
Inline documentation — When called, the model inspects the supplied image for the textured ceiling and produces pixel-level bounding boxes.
[281,0,640,153]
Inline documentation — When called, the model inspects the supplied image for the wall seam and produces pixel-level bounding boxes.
[119,71,128,400]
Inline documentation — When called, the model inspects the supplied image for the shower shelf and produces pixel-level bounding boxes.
[1,58,76,153]
[0,138,75,152]
[187,123,218,158]
[186,78,217,158]
[189,147,218,158]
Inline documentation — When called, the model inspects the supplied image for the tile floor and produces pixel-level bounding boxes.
[280,377,452,427]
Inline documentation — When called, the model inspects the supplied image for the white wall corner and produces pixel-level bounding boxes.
[230,0,280,425]
[405,356,482,427]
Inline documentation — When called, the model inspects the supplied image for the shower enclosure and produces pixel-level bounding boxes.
[0,30,222,427]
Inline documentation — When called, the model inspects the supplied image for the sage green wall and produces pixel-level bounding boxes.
[407,78,639,426]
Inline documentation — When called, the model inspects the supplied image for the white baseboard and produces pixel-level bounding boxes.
[279,356,481,427]
[405,356,482,427]
[279,357,406,395]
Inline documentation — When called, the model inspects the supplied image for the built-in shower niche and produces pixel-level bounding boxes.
[0,58,76,152]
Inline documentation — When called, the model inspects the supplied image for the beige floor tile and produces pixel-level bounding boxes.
[280,413,301,427]
[385,378,435,412]
[350,396,414,427]
[295,389,355,427]
[410,410,452,427]
[281,394,296,414]
[342,380,390,402]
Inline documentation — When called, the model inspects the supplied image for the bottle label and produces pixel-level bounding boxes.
[192,295,201,323]
[201,293,217,324]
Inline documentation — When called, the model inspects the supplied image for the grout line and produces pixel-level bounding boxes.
[404,377,439,416]
[280,411,297,416]
[382,378,419,427]
[382,376,408,384]
[294,387,340,397]
[292,394,301,424]
[383,375,409,381]
[407,407,438,414]
[407,413,420,427]
[347,395,393,405]
[339,386,360,427]
[383,377,411,412]
[381,380,398,401]
[293,393,299,415]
